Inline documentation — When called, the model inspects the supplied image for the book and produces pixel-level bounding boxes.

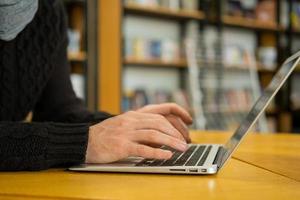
[125,37,180,61]
[70,74,85,100]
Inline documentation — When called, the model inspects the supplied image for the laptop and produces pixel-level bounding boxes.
[69,50,300,175]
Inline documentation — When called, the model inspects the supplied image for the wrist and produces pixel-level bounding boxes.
[85,124,101,163]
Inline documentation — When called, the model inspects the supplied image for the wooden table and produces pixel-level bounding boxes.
[0,132,299,200]
[190,131,300,181]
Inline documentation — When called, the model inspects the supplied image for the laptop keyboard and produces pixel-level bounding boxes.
[136,145,212,167]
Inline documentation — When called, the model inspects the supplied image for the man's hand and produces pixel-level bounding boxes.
[137,103,192,142]
[85,103,193,164]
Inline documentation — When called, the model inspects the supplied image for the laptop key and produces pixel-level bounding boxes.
[185,145,206,166]
[197,145,212,166]
[160,150,183,166]
[173,146,197,166]
[161,146,176,152]
[136,146,200,167]
[149,159,166,166]
[213,146,224,165]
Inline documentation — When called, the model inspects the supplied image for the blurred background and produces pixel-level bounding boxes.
[64,0,300,133]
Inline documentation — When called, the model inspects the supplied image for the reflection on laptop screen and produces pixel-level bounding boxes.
[220,50,300,167]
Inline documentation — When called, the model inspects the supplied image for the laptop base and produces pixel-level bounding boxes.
[69,144,221,175]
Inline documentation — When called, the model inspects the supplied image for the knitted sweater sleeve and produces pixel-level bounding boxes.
[0,2,112,171]
[0,122,89,171]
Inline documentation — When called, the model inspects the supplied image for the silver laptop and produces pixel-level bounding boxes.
[69,51,300,175]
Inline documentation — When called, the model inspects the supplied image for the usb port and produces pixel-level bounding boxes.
[189,169,198,173]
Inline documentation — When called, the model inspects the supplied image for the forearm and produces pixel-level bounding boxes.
[0,121,89,171]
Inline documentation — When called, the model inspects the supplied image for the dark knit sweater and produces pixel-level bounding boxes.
[0,0,112,171]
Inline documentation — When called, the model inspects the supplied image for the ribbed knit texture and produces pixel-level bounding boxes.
[0,0,112,171]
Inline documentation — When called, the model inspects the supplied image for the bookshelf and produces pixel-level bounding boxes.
[124,58,277,73]
[63,0,99,111]
[124,58,187,68]
[122,0,280,132]
[68,51,87,62]
[124,3,205,21]
[222,15,282,31]
[97,0,300,132]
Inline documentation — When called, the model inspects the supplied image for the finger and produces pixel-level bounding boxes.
[129,143,173,160]
[138,103,193,124]
[126,111,187,142]
[166,115,191,143]
[136,117,186,142]
[130,130,188,152]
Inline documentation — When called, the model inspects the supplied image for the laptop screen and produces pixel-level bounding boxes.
[219,50,300,168]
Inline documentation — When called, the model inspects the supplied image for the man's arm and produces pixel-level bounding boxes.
[32,2,111,124]
[0,121,89,171]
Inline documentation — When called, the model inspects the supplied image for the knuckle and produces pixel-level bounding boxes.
[169,102,177,108]
[154,114,165,120]
[119,119,129,127]
[127,111,134,115]
[170,102,176,106]
[126,111,137,116]
[144,104,154,109]
[119,118,135,127]
[154,116,168,124]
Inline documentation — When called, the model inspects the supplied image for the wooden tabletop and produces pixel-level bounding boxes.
[0,131,299,200]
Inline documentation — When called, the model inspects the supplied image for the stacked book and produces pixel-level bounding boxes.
[122,89,190,112]
[125,37,180,62]
[125,0,199,11]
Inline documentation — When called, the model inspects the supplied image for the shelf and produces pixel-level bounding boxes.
[63,0,85,4]
[285,29,300,37]
[124,3,205,21]
[266,108,278,115]
[124,58,187,68]
[204,109,249,114]
[222,16,282,32]
[71,63,85,74]
[68,51,87,62]
[124,58,278,73]
[256,62,277,73]
[257,68,276,73]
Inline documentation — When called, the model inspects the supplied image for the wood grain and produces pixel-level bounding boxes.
[0,159,299,200]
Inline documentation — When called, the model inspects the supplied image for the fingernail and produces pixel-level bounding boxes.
[177,142,188,151]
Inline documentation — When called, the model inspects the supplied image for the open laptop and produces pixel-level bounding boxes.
[70,50,300,175]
